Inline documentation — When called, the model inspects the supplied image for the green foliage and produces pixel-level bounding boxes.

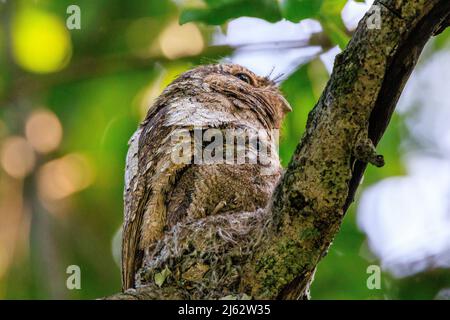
[0,0,448,301]
[317,0,350,49]
[155,266,172,287]
[180,0,281,25]
[432,27,450,50]
[181,0,350,48]
[279,0,324,22]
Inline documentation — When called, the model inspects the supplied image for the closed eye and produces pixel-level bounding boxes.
[235,73,253,85]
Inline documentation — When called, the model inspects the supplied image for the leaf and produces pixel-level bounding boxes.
[318,0,350,49]
[180,0,281,25]
[320,0,348,17]
[279,0,324,22]
[154,266,172,287]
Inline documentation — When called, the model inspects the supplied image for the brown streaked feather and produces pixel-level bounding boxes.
[121,64,291,290]
[122,95,197,290]
[122,98,180,290]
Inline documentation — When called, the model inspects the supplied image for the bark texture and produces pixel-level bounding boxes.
[105,0,450,300]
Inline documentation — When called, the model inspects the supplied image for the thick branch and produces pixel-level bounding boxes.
[252,0,450,299]
[105,0,450,300]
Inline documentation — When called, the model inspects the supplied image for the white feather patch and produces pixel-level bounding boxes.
[124,127,142,208]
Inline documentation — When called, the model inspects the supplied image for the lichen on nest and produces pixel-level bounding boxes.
[136,209,270,299]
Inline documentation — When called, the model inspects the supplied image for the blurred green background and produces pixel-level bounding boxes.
[0,0,449,299]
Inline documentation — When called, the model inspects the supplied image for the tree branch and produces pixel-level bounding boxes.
[104,0,450,300]
[253,0,450,299]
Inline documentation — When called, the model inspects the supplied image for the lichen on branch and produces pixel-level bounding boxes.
[104,0,450,300]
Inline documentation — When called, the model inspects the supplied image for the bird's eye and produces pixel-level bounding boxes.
[235,73,252,84]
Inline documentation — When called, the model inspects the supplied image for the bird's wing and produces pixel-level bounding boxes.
[121,124,145,290]
[121,100,193,290]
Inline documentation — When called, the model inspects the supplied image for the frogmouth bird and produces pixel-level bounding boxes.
[122,64,291,290]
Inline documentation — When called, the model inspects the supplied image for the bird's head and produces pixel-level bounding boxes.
[165,64,292,130]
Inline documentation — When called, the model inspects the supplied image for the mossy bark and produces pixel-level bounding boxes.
[105,0,450,300]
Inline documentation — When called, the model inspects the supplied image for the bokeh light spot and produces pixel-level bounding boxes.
[159,22,204,59]
[25,109,63,154]
[12,8,72,73]
[38,153,95,201]
[0,136,35,179]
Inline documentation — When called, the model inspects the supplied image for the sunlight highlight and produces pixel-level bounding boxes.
[25,109,63,154]
[159,22,204,59]
[37,153,94,201]
[0,136,35,179]
[12,8,72,73]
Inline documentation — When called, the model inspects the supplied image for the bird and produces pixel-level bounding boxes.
[121,64,292,290]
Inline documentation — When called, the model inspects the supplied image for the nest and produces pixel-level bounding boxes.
[136,208,270,299]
